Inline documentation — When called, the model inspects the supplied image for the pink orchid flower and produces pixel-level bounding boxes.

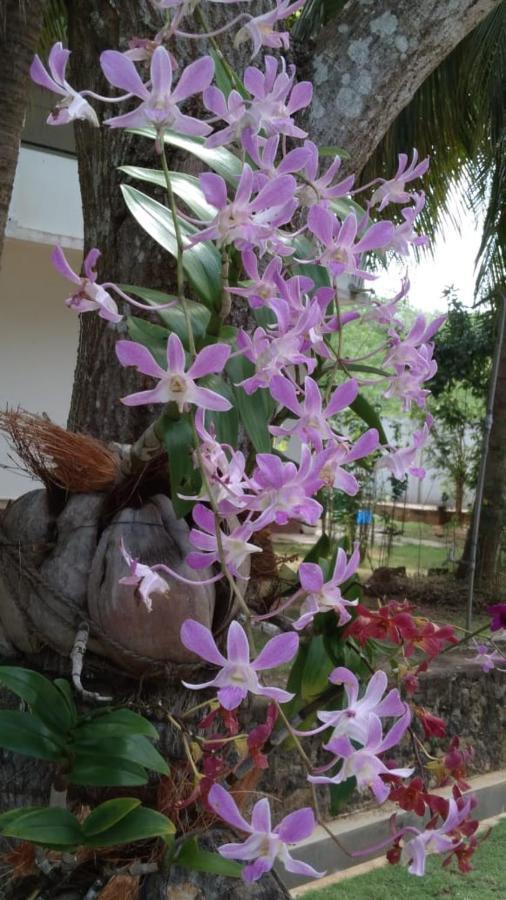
[234,0,307,58]
[101,45,214,135]
[307,205,394,280]
[377,417,432,480]
[180,619,298,709]
[52,247,122,323]
[115,333,231,410]
[30,43,99,126]
[469,640,506,673]
[298,665,406,742]
[401,797,473,876]
[292,546,361,630]
[269,375,359,450]
[209,784,324,882]
[187,503,261,576]
[318,429,380,496]
[309,710,413,804]
[248,447,324,531]
[118,539,170,611]
[297,140,355,207]
[371,149,430,211]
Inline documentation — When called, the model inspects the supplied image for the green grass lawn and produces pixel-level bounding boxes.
[300,819,506,900]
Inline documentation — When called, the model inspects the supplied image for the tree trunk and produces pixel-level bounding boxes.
[0,0,47,262]
[458,330,506,584]
[455,474,464,525]
[305,0,498,175]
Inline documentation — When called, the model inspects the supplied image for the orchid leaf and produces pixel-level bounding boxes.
[121,185,221,308]
[121,286,210,348]
[129,127,242,185]
[120,168,216,220]
[349,394,388,444]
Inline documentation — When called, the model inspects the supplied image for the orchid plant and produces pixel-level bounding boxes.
[23,0,504,888]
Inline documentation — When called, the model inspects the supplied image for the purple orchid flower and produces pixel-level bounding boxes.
[292,546,361,630]
[248,447,324,531]
[383,350,437,411]
[101,45,214,135]
[377,417,432,481]
[190,164,297,251]
[371,150,430,211]
[30,43,99,126]
[240,131,310,191]
[208,784,324,882]
[384,314,445,372]
[363,276,410,327]
[307,205,394,279]
[205,56,312,148]
[308,710,413,804]
[469,640,506,673]
[269,375,359,450]
[318,429,380,496]
[389,193,429,256]
[297,140,355,207]
[52,246,122,323]
[118,539,170,611]
[187,503,261,577]
[115,333,231,411]
[228,251,284,308]
[400,797,473,876]
[298,665,407,742]
[234,0,307,59]
[180,619,298,709]
[488,602,506,632]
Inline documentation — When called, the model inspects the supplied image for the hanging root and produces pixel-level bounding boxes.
[70,623,112,703]
[0,408,120,492]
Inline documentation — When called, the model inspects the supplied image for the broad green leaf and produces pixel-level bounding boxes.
[301,635,335,702]
[302,533,332,564]
[68,755,149,786]
[129,127,242,184]
[82,798,141,837]
[281,642,310,721]
[120,168,216,220]
[159,413,199,518]
[349,394,388,444]
[0,710,64,761]
[176,837,242,877]
[120,285,210,346]
[121,185,221,308]
[226,355,273,453]
[345,362,389,376]
[126,315,169,367]
[0,666,72,733]
[72,735,169,776]
[76,708,159,740]
[330,196,366,220]
[329,777,357,815]
[86,805,175,849]
[0,807,83,848]
[53,679,77,725]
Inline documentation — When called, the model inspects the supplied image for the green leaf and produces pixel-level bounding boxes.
[120,168,216,220]
[0,666,72,733]
[209,48,248,101]
[85,805,175,849]
[129,127,242,185]
[73,735,169,776]
[226,355,274,453]
[0,710,64,761]
[159,413,198,518]
[121,185,222,308]
[126,315,169,367]
[81,798,141,837]
[68,755,149,787]
[329,777,357,815]
[53,679,77,725]
[120,285,211,347]
[281,642,310,721]
[330,196,366,220]
[76,708,159,740]
[200,376,238,447]
[345,362,389,377]
[319,145,350,160]
[176,837,242,877]
[301,636,335,702]
[349,394,388,444]
[0,807,83,849]
[302,533,332,565]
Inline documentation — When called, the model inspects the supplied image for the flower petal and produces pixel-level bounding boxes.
[253,632,299,671]
[180,619,226,666]
[275,807,315,843]
[208,783,251,833]
[166,332,186,372]
[226,621,250,664]
[100,50,148,98]
[51,246,81,284]
[115,340,166,378]
[188,342,231,379]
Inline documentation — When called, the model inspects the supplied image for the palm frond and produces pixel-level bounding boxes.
[38,0,67,57]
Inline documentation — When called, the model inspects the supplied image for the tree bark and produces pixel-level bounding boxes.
[0,0,47,262]
[306,0,499,175]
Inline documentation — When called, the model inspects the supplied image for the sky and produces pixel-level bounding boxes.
[372,198,484,315]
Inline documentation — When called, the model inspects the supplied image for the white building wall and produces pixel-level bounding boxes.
[0,146,83,500]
